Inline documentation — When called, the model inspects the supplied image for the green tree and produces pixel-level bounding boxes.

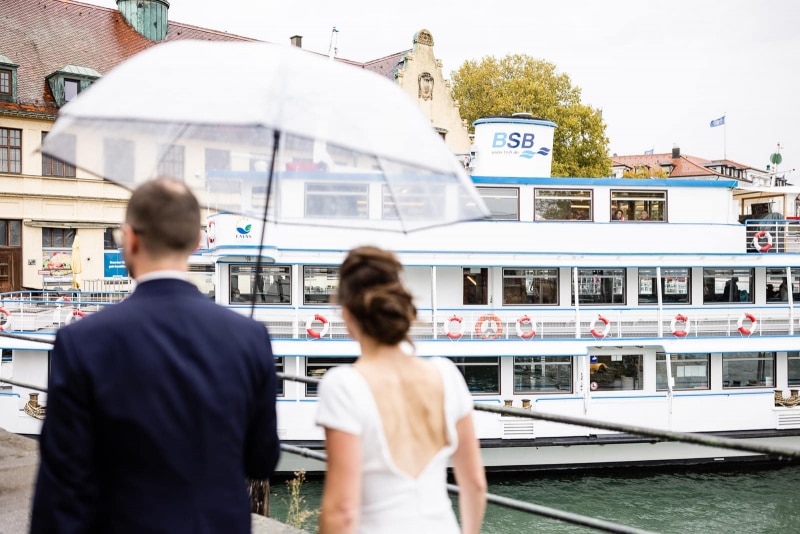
[621,165,669,178]
[451,54,611,178]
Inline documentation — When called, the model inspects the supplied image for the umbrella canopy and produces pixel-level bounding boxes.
[41,40,489,233]
[71,235,82,289]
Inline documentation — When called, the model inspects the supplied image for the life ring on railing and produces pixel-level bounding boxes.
[443,316,465,340]
[67,309,86,325]
[590,315,610,338]
[737,312,757,336]
[752,231,773,252]
[590,381,598,391]
[515,316,536,339]
[0,308,12,331]
[671,314,690,337]
[305,314,330,339]
[475,313,503,339]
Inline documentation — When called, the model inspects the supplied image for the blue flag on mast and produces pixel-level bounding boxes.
[710,116,725,127]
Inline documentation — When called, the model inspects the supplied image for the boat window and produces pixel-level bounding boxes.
[305,356,357,396]
[305,183,368,218]
[448,356,499,394]
[702,268,754,304]
[514,356,572,393]
[638,268,690,304]
[765,268,798,303]
[572,268,626,305]
[611,190,666,222]
[188,263,215,299]
[722,352,775,388]
[463,268,488,305]
[656,353,709,390]
[303,266,339,305]
[476,187,519,220]
[788,352,800,386]
[503,268,558,305]
[229,264,291,305]
[589,354,642,391]
[534,188,592,221]
[382,183,446,220]
[274,357,284,396]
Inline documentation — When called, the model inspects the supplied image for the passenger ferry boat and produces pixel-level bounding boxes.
[3,115,800,472]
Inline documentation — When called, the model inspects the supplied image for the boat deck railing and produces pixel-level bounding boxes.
[744,219,800,253]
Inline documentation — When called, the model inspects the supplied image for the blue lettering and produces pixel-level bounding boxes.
[521,133,535,148]
[492,132,507,148]
[507,132,521,149]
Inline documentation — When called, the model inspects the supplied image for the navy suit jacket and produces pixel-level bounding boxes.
[31,279,280,533]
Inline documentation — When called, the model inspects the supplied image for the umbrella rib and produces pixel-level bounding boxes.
[249,130,280,319]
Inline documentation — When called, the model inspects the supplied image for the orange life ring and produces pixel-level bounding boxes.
[305,314,329,338]
[0,308,11,331]
[444,316,465,340]
[475,313,503,339]
[752,231,772,252]
[737,312,757,336]
[671,314,689,337]
[67,308,86,324]
[590,315,610,338]
[516,316,536,339]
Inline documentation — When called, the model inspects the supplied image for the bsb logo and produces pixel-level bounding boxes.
[235,218,253,239]
[492,132,551,159]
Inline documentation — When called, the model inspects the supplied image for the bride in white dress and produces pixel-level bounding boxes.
[317,246,487,534]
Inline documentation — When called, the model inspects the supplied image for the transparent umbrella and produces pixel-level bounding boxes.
[40,40,489,234]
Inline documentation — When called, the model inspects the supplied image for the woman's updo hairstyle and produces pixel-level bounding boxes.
[337,246,417,345]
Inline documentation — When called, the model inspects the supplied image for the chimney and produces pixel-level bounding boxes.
[116,0,169,41]
[672,144,680,159]
[290,35,303,48]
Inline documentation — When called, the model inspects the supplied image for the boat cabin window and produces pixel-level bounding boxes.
[230,264,291,304]
[534,188,592,221]
[788,352,800,387]
[722,352,775,388]
[448,356,499,394]
[589,354,642,391]
[572,268,625,305]
[303,266,339,305]
[611,190,665,222]
[766,268,797,303]
[514,356,572,393]
[503,268,558,305]
[463,268,488,305]
[382,184,445,220]
[702,268,754,304]
[188,264,215,299]
[476,187,519,220]
[305,356,357,396]
[274,357,284,396]
[656,353,709,390]
[305,183,368,218]
[638,268,690,304]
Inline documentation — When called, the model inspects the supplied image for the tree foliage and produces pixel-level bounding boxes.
[451,54,611,178]
[621,165,669,178]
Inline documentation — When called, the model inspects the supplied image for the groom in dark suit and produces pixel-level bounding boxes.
[31,178,280,533]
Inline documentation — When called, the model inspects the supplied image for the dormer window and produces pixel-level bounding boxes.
[0,55,19,103]
[0,70,10,95]
[46,65,101,107]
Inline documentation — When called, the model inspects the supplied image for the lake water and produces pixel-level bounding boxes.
[268,463,800,533]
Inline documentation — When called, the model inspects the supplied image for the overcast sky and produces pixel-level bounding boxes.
[85,0,799,177]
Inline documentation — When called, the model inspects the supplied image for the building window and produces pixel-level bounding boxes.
[534,188,592,221]
[478,187,519,220]
[157,144,185,180]
[42,227,75,279]
[205,148,230,172]
[0,128,21,174]
[229,264,291,305]
[42,228,75,248]
[382,183,445,220]
[305,183,368,218]
[64,79,80,102]
[573,268,626,305]
[303,266,339,305]
[766,268,797,303]
[103,228,118,250]
[503,268,558,305]
[656,353,709,390]
[722,352,775,388]
[703,268,754,304]
[448,357,499,394]
[103,138,135,184]
[638,268,690,304]
[41,132,76,177]
[0,220,21,247]
[463,267,488,305]
[0,69,10,95]
[514,356,572,393]
[306,356,356,396]
[589,354,642,391]
[611,190,666,221]
[789,352,800,387]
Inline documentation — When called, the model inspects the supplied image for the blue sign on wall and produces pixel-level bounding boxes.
[104,251,128,278]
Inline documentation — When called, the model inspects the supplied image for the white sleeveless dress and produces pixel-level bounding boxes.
[316,357,474,534]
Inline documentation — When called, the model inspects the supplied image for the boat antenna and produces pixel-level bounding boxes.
[328,26,339,60]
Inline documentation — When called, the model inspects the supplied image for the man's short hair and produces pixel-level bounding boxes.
[125,177,200,257]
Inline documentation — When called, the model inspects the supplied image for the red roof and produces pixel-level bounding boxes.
[611,153,763,178]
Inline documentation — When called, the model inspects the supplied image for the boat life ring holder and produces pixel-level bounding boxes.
[671,314,690,337]
[752,231,773,252]
[0,308,11,331]
[475,313,503,339]
[590,315,610,338]
[67,309,86,324]
[443,316,465,340]
[516,316,536,339]
[305,314,330,339]
[737,312,757,336]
